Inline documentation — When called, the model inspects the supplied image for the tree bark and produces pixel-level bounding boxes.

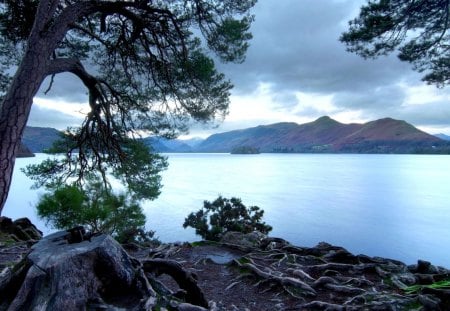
[0,0,62,215]
[0,50,49,215]
[0,0,131,215]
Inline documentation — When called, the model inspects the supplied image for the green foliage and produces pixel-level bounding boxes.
[22,138,167,202]
[0,0,38,43]
[36,177,153,244]
[183,196,272,241]
[404,279,450,295]
[341,0,450,87]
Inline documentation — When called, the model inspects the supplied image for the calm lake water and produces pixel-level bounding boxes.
[4,153,450,267]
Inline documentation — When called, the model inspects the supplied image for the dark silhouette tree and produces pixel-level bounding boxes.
[0,0,256,215]
[340,0,450,87]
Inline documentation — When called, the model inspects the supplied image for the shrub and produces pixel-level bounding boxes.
[183,196,272,241]
[36,178,155,244]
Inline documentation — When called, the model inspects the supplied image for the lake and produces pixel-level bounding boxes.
[4,153,450,267]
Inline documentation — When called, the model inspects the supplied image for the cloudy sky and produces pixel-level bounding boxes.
[29,0,450,138]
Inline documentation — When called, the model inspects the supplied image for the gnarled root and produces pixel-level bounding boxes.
[232,257,317,298]
[142,258,208,308]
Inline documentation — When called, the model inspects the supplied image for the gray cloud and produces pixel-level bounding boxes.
[333,85,407,111]
[220,0,414,94]
[393,102,450,127]
[37,72,88,103]
[294,105,330,119]
[28,104,84,130]
[215,0,450,131]
[271,91,299,110]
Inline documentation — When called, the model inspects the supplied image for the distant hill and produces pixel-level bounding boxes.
[196,116,448,154]
[435,133,450,141]
[19,118,450,154]
[22,126,61,153]
[20,126,203,154]
[181,137,205,148]
[142,137,196,152]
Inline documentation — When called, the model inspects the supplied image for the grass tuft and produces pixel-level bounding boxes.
[404,279,450,294]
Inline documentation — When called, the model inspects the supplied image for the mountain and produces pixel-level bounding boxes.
[435,133,450,141]
[19,118,450,155]
[22,126,61,152]
[20,126,203,154]
[196,116,448,154]
[142,137,192,152]
[181,137,205,148]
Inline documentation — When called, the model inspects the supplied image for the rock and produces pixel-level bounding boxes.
[260,236,290,250]
[422,287,450,307]
[415,273,435,284]
[323,249,359,264]
[0,217,42,242]
[357,254,384,264]
[0,217,13,231]
[416,259,439,274]
[12,218,43,241]
[417,260,431,272]
[220,231,266,248]
[396,272,417,285]
[418,294,441,310]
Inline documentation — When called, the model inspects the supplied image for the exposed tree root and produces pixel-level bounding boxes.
[142,258,208,308]
[231,257,317,297]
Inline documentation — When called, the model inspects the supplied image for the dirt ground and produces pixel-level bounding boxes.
[131,242,302,310]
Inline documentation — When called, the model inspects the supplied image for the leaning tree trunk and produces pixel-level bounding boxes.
[0,0,64,215]
[0,230,208,310]
[0,50,49,215]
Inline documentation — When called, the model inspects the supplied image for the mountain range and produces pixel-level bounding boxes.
[18,116,450,156]
[194,116,448,153]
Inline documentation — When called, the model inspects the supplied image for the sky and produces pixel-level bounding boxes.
[29,0,450,138]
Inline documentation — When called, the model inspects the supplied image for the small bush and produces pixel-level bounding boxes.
[183,196,272,241]
[36,178,155,244]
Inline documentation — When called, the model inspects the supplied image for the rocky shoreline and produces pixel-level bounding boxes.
[1,218,449,310]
